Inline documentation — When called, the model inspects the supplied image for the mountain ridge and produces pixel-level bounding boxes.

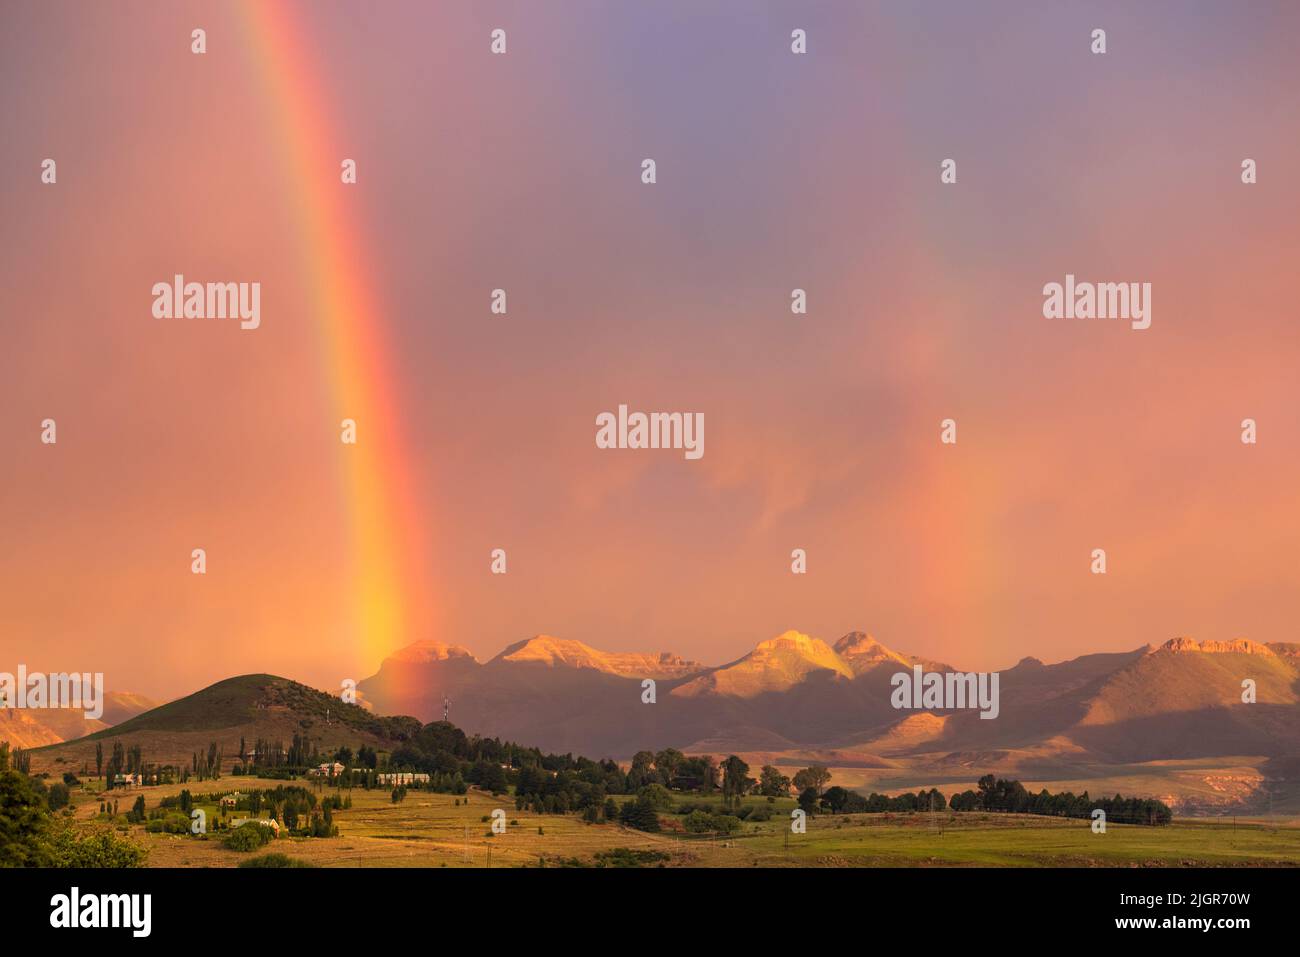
[490,635,704,679]
[353,628,1300,763]
[20,632,1300,814]
[0,690,155,749]
[22,629,1296,793]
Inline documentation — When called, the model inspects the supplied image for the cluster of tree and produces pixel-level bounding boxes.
[240,733,321,771]
[0,744,146,867]
[300,805,338,837]
[87,734,378,788]
[222,784,321,834]
[948,775,1172,825]
[331,745,379,770]
[798,786,947,816]
[125,794,147,823]
[626,749,719,792]
[504,754,806,820]
[389,723,596,779]
[91,740,179,788]
[156,783,346,837]
[6,745,32,775]
[624,754,828,808]
[185,741,223,781]
[262,784,335,836]
[677,756,833,813]
[510,760,624,816]
[617,794,662,831]
[371,722,628,812]
[464,744,839,825]
[163,789,196,814]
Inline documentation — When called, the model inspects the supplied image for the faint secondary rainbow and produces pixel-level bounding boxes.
[240,2,426,663]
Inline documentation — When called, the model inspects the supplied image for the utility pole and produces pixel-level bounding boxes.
[443,696,451,722]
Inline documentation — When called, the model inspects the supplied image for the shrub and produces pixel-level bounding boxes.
[126,795,146,824]
[45,827,147,867]
[637,783,675,811]
[593,848,671,868]
[618,796,661,833]
[144,813,191,835]
[683,810,714,833]
[223,821,273,852]
[47,782,71,812]
[683,810,742,834]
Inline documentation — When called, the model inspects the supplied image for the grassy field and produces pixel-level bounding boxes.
[63,776,1300,868]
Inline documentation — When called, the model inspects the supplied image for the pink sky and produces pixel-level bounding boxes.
[2,1,1299,701]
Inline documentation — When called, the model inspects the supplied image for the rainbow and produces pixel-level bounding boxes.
[239,2,426,663]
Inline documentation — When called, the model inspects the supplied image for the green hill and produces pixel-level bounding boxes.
[84,674,421,740]
[28,675,424,773]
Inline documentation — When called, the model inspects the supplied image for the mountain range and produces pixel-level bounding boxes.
[13,629,1298,814]
[0,691,155,749]
[357,630,1300,767]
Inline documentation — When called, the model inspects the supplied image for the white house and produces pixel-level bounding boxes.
[229,817,281,836]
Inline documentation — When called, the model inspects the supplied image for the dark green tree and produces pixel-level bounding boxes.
[47,782,71,812]
[759,765,791,797]
[720,755,751,812]
[0,770,52,866]
[793,765,831,796]
[653,748,685,785]
[797,787,819,817]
